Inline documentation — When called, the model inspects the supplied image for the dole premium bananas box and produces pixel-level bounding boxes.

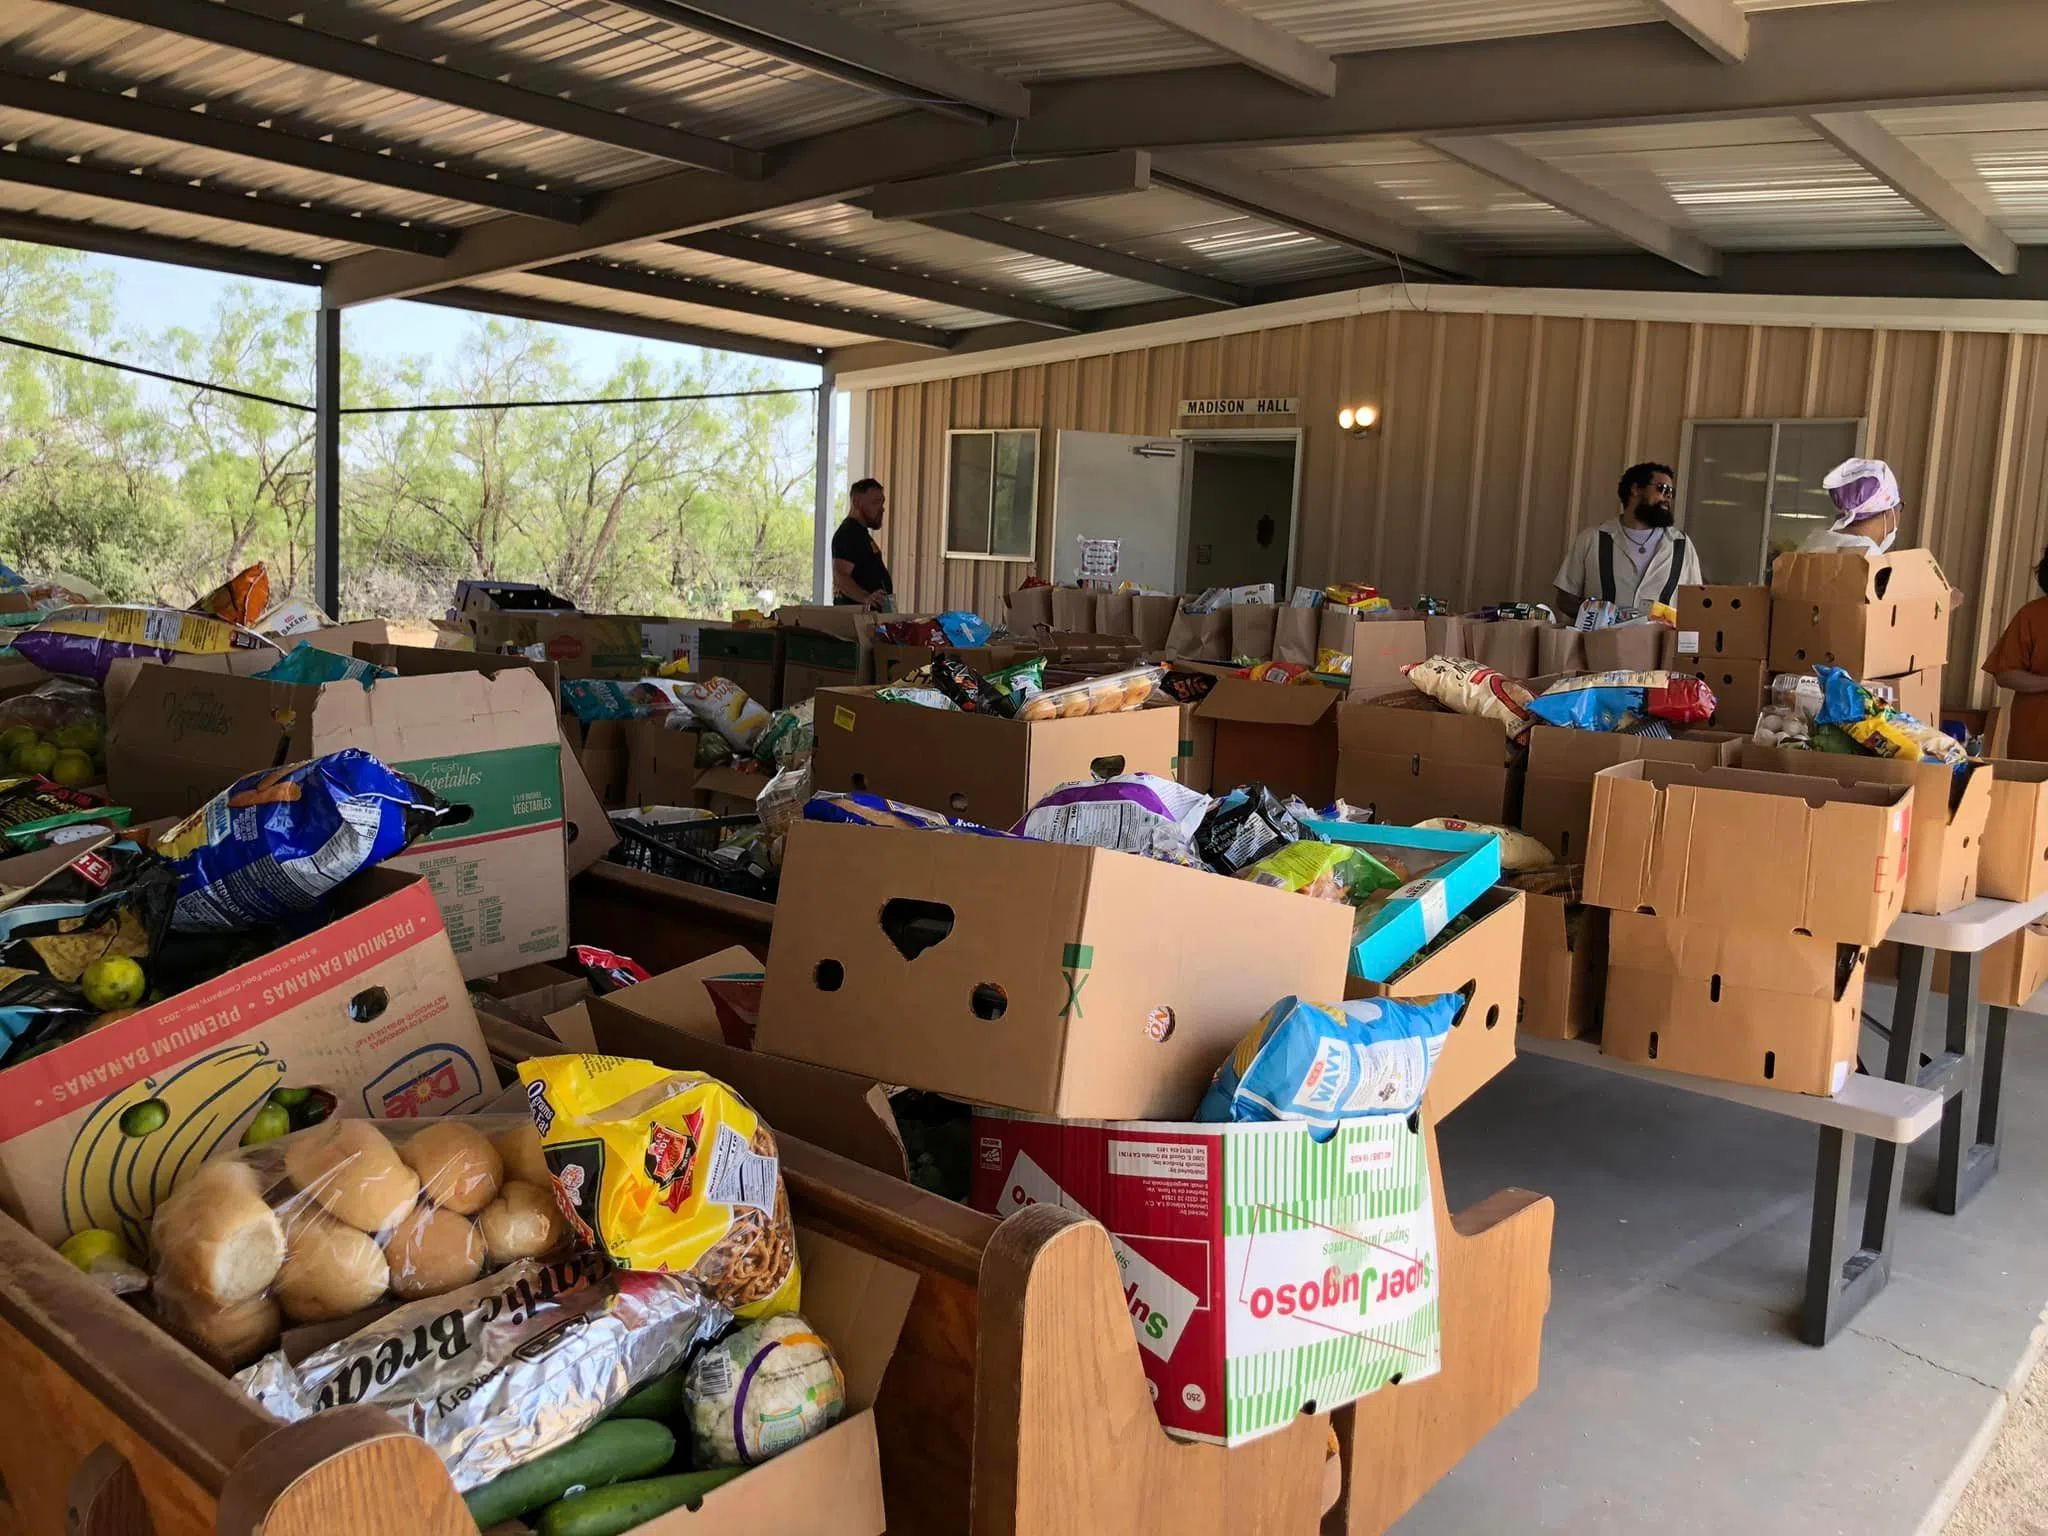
[0,855,490,1252]
[971,1109,1441,1447]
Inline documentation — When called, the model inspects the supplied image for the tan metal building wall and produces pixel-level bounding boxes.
[852,292,2048,704]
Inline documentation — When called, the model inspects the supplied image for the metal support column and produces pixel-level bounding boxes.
[313,302,342,618]
[811,371,835,606]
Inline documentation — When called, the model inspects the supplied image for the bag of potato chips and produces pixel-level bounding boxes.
[517,1055,800,1319]
[15,606,279,683]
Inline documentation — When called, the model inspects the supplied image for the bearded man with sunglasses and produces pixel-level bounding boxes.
[1552,462,1703,620]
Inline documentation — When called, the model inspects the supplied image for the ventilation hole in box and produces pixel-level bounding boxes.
[1710,974,1722,1003]
[1517,998,1528,1024]
[851,772,869,791]
[1648,1031,1660,1060]
[347,986,388,1023]
[1484,1003,1500,1030]
[1875,567,1893,600]
[1728,596,1743,610]
[815,959,844,992]
[970,982,1008,1020]
[949,793,969,813]
[1405,1110,1421,1135]
[1764,1051,1777,1080]
[1091,754,1126,779]
[881,898,955,960]
[1299,1399,1318,1416]
[1388,1372,1404,1387]
[565,820,579,845]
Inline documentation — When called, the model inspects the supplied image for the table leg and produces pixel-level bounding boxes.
[1864,944,1932,1253]
[1805,1126,1890,1346]
[1934,961,2003,1214]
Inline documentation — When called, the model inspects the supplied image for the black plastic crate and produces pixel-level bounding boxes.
[606,811,775,901]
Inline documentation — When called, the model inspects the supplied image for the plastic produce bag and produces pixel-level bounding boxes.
[517,1055,801,1319]
[236,1252,729,1492]
[675,678,771,753]
[1238,841,1402,904]
[753,700,814,769]
[1197,992,1468,1135]
[874,686,957,711]
[685,1312,845,1468]
[156,749,462,931]
[1814,665,1968,767]
[0,679,107,775]
[150,1117,574,1363]
[15,606,279,683]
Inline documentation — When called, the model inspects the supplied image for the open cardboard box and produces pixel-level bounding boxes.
[1767,547,1951,679]
[756,819,1351,1119]
[1675,585,1770,660]
[1675,655,1769,733]
[1335,696,1518,827]
[1601,912,1864,1096]
[1981,759,2048,902]
[0,853,491,1247]
[1522,727,1744,864]
[1583,759,1912,947]
[466,612,652,679]
[1194,678,1341,806]
[1307,821,1501,982]
[812,685,1179,832]
[1739,743,1990,915]
[1516,892,1606,1041]
[1349,884,1526,1056]
[698,622,783,709]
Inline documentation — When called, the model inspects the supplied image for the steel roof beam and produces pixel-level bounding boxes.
[1483,245,2048,301]
[322,113,1005,307]
[50,0,761,178]
[0,65,586,224]
[0,147,457,254]
[1107,0,1335,96]
[1650,0,1748,63]
[673,229,1084,329]
[1149,149,1476,278]
[538,258,953,347]
[609,0,1030,121]
[859,152,1149,220]
[0,207,322,282]
[1013,0,2048,152]
[1427,134,1720,276]
[415,286,822,363]
[905,211,1247,304]
[1808,111,2018,275]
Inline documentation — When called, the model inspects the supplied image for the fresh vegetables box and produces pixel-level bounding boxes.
[1305,822,1500,983]
[0,856,490,1250]
[971,1108,1441,1446]
[106,661,568,978]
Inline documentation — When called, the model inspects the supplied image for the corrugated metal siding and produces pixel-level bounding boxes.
[860,300,2046,707]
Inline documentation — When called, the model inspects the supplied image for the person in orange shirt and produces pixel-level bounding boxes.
[1984,545,2048,760]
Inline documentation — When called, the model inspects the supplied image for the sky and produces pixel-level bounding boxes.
[81,250,823,391]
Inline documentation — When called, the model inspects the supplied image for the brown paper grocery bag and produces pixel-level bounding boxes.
[1465,618,1541,678]
[1536,626,1586,675]
[1164,606,1205,657]
[1006,584,1053,635]
[1317,607,1354,661]
[1096,592,1137,638]
[1134,595,1178,651]
[1050,586,1097,632]
[1274,607,1320,666]
[1197,611,1233,661]
[1231,603,1278,662]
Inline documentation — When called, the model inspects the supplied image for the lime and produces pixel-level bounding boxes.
[81,956,146,1010]
[59,1228,132,1273]
[15,742,57,775]
[48,749,94,788]
[51,720,102,752]
[0,726,36,757]
[118,1098,168,1137]
[241,1102,292,1146]
[269,1086,313,1107]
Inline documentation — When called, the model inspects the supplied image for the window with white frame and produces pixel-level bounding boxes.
[1680,418,1865,583]
[945,429,1039,559]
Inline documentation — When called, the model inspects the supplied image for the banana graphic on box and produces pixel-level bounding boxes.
[61,1043,286,1256]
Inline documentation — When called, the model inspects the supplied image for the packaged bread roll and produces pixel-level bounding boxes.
[275,1212,390,1323]
[284,1120,419,1235]
[159,1289,282,1368]
[478,1180,568,1266]
[398,1121,502,1216]
[152,1160,286,1308]
[384,1205,485,1299]
[490,1122,552,1190]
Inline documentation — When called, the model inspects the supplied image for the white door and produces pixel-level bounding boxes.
[1050,431,1184,592]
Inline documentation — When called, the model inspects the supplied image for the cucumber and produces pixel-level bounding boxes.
[463,1421,676,1528]
[535,1469,744,1536]
[605,1368,689,1422]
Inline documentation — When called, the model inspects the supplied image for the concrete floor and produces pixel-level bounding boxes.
[1404,990,2048,1536]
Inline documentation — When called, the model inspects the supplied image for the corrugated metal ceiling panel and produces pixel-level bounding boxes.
[609,239,1000,329]
[1005,185,1377,284]
[0,179,358,261]
[1875,104,2048,242]
[483,266,868,347]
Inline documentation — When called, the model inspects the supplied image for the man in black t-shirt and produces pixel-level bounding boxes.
[831,477,894,609]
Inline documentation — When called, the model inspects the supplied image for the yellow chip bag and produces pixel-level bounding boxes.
[518,1054,800,1319]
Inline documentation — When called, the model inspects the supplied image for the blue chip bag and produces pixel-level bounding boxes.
[254,644,397,689]
[936,610,993,647]
[1197,992,1466,1136]
[155,748,462,931]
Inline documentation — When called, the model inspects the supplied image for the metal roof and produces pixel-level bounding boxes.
[8,0,2048,367]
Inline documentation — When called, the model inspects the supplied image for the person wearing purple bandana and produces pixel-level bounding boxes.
[1802,458,1903,554]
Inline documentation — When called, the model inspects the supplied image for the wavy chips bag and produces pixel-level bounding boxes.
[517,1055,800,1319]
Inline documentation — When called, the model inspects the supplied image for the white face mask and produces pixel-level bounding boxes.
[1875,529,1898,554]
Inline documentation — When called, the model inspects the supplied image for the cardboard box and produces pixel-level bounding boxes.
[1194,679,1342,806]
[565,715,628,807]
[477,962,591,1037]
[1980,759,2048,902]
[557,726,619,879]
[1335,699,1517,827]
[455,579,573,616]
[1330,616,1442,698]
[1877,665,1943,728]
[1354,884,1526,1044]
[468,612,650,678]
[1308,822,1502,982]
[1600,912,1864,1096]
[1580,625,1678,674]
[697,623,782,708]
[756,820,1352,1118]
[780,625,862,705]
[813,686,1180,831]
[693,763,765,817]
[1522,727,1744,863]
[107,662,569,978]
[0,860,491,1247]
[303,618,448,655]
[1739,744,1989,916]
[1979,924,2048,1011]
[1676,656,1770,733]
[970,1108,1439,1447]
[1174,700,1217,794]
[1676,585,1771,659]
[1584,760,1911,945]
[623,718,701,807]
[1768,547,1951,678]
[872,642,1037,685]
[1517,895,1607,1041]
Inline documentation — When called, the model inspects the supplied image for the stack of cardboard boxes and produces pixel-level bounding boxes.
[1765,548,1951,727]
[1675,584,1773,732]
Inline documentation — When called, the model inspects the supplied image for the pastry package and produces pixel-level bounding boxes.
[150,1116,572,1365]
[1010,664,1163,721]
